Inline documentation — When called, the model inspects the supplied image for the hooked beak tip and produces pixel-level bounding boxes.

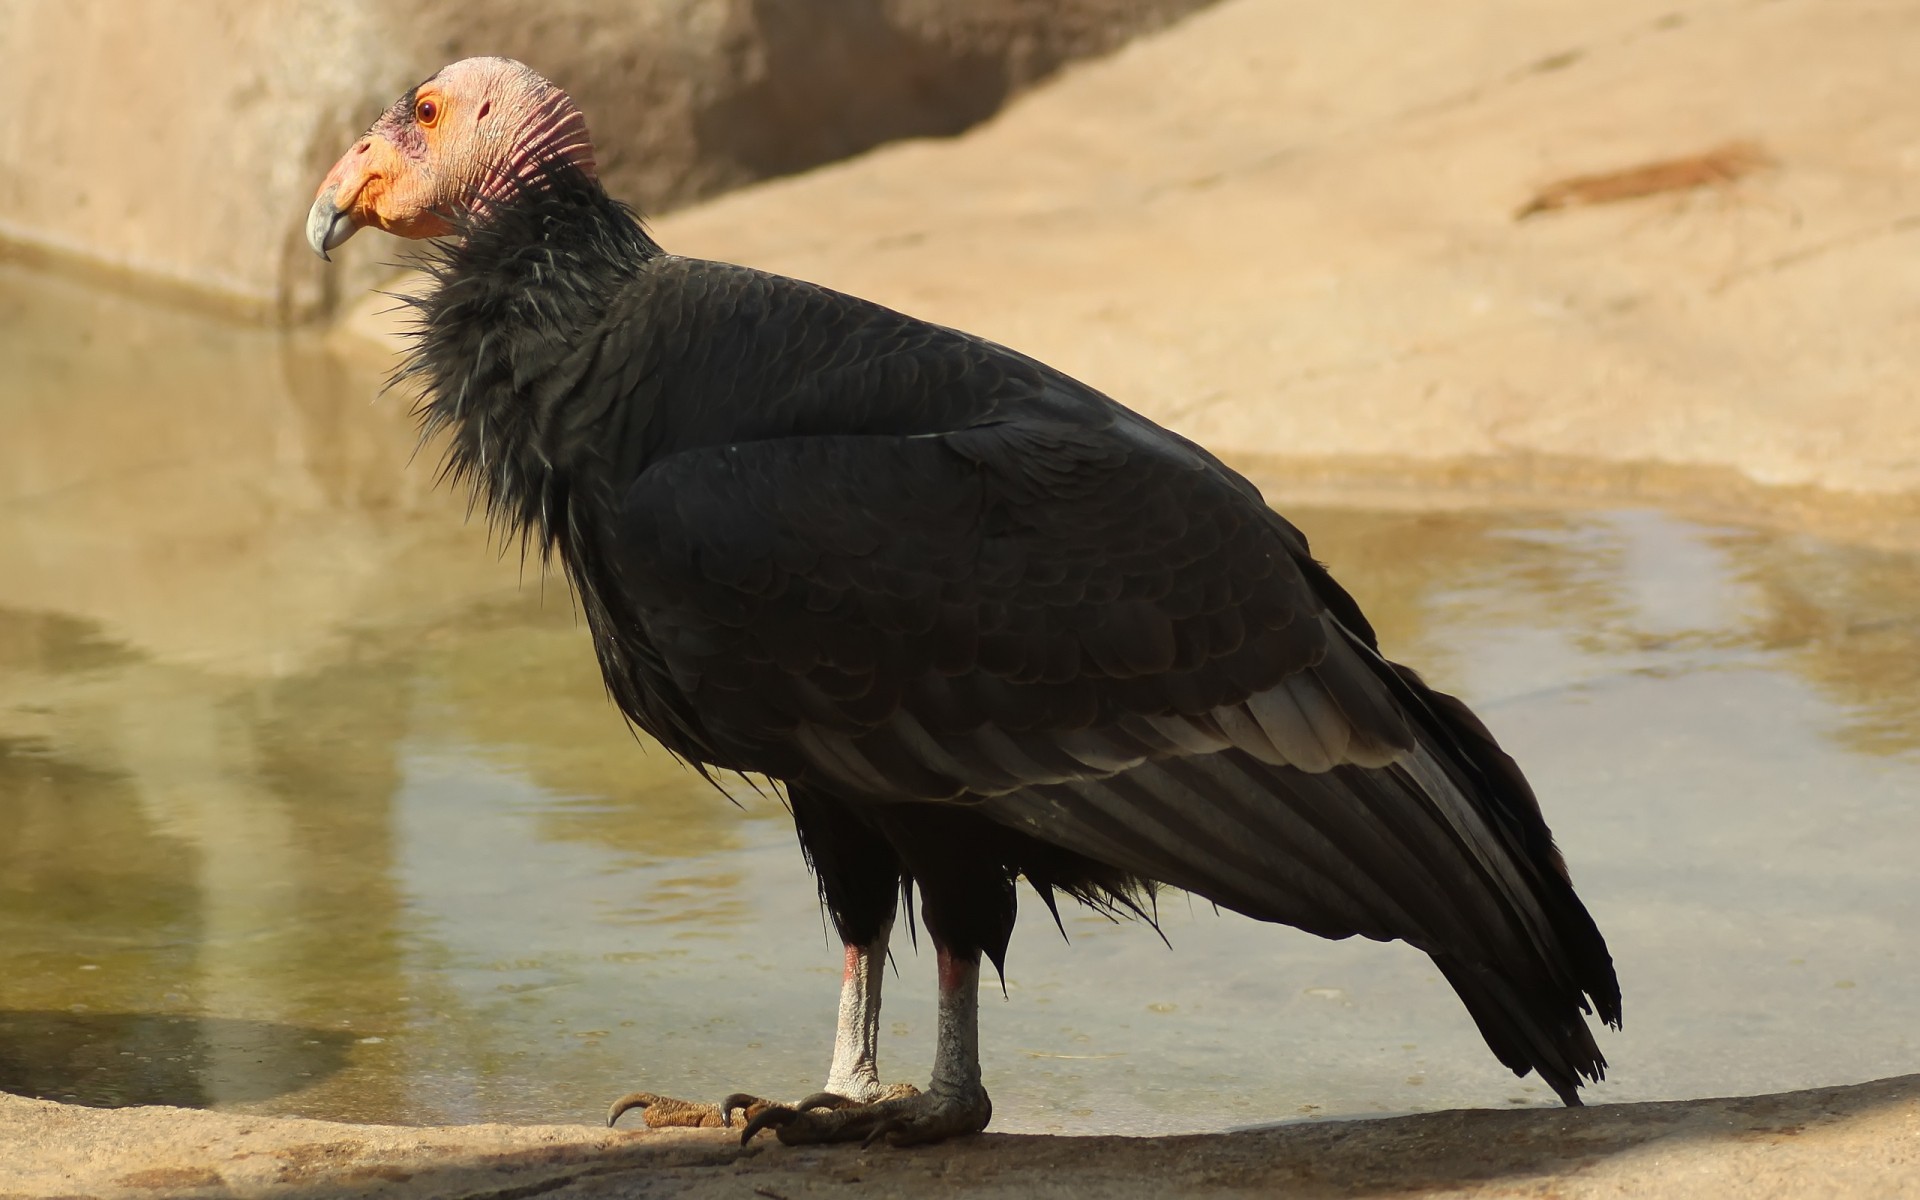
[306,187,358,261]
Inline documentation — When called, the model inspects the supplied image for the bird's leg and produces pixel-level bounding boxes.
[740,942,992,1147]
[825,930,889,1098]
[605,925,912,1130]
[794,921,919,1109]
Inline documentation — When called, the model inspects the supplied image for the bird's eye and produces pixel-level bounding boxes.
[415,98,439,126]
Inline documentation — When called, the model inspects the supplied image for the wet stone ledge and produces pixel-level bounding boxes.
[2,1075,1916,1199]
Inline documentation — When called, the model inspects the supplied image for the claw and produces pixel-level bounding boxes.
[740,1104,798,1146]
[605,1091,656,1128]
[603,1082,947,1142]
[860,1118,902,1150]
[606,1091,734,1129]
[719,1092,768,1128]
[730,1086,990,1147]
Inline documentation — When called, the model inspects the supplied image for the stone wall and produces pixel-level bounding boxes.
[0,0,1212,322]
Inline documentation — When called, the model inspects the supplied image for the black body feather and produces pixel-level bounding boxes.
[402,163,1621,1104]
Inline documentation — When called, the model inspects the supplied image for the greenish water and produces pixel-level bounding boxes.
[1,264,1916,1135]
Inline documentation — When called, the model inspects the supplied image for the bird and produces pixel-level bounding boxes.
[307,56,1620,1146]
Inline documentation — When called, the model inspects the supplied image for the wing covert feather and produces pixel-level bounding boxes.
[613,422,1412,800]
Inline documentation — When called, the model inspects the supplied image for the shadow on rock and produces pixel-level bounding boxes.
[234,1074,1917,1200]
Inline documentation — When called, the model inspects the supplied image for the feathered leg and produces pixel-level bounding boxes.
[736,804,1006,1144]
[607,788,914,1131]
[797,922,920,1107]
[604,926,913,1130]
[741,941,990,1146]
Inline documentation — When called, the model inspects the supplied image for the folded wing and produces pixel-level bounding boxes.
[613,404,1619,1101]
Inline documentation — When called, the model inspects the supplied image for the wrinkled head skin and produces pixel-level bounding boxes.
[307,57,597,259]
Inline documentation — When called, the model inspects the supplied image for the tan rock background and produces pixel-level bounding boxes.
[321,0,1920,504]
[620,0,1920,501]
[0,0,1209,321]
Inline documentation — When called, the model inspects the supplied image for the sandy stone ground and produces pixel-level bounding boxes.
[10,0,1920,1195]
[4,1076,1916,1199]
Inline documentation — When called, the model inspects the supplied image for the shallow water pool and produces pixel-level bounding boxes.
[1,264,1916,1134]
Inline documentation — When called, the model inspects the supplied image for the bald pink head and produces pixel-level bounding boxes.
[308,57,597,258]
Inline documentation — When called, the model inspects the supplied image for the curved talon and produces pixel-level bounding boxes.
[604,1083,945,1142]
[605,1091,734,1129]
[605,1091,659,1128]
[719,1091,769,1128]
[861,1117,903,1150]
[740,1104,798,1145]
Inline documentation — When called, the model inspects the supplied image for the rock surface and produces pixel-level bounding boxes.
[0,0,1209,321]
[378,0,1920,498]
[4,1075,1916,1198]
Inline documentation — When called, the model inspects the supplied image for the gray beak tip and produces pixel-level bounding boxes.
[306,189,357,262]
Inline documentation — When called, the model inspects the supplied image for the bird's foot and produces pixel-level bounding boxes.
[604,1082,920,1131]
[605,1091,747,1129]
[739,1081,990,1147]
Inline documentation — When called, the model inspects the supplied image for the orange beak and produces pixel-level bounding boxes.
[306,134,452,259]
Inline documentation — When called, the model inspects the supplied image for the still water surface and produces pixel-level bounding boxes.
[1,264,1916,1134]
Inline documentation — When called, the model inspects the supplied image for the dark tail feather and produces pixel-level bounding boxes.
[1002,741,1620,1104]
[1387,667,1624,1038]
[1432,954,1607,1106]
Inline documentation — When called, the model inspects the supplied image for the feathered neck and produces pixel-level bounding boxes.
[395,160,663,561]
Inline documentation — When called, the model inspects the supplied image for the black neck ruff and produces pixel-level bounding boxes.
[393,159,663,562]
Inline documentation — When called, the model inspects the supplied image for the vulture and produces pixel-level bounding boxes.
[307,57,1620,1146]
